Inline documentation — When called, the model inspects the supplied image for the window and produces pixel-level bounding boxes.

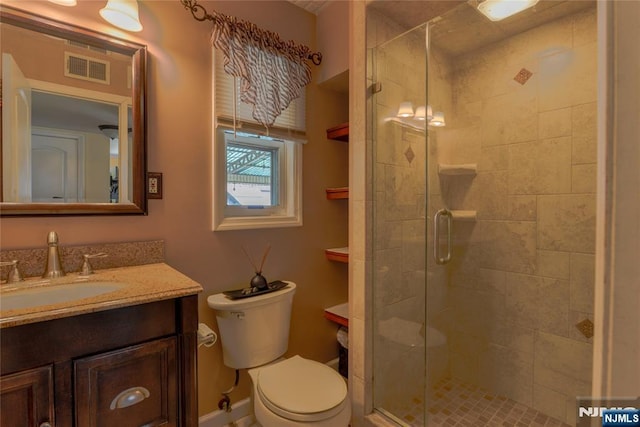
[212,50,305,231]
[226,140,277,207]
[213,129,302,230]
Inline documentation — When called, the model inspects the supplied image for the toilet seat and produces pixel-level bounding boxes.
[255,355,348,422]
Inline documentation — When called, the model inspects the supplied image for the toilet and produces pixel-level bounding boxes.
[207,282,351,427]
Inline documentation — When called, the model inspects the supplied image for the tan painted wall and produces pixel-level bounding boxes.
[316,0,349,85]
[1,23,131,96]
[0,0,349,416]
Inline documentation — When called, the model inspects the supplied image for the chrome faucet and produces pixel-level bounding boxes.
[42,231,66,278]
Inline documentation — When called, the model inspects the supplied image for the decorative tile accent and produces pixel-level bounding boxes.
[405,146,416,164]
[514,68,533,85]
[575,318,594,339]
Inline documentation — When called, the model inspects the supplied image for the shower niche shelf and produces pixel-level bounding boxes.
[451,210,477,221]
[438,163,477,176]
[325,247,349,263]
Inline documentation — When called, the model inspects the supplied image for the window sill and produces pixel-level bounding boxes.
[214,214,302,231]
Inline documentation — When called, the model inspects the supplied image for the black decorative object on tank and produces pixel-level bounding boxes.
[222,245,289,299]
[242,244,271,291]
[250,272,268,290]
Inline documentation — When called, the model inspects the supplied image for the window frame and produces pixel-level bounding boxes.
[212,127,302,231]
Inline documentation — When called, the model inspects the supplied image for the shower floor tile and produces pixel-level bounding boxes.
[401,378,571,427]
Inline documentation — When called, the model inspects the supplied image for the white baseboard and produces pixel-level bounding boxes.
[199,397,254,427]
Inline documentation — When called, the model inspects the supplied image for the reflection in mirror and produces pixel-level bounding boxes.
[0,5,147,215]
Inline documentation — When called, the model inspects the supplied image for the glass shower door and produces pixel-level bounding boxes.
[370,23,435,426]
[369,1,597,425]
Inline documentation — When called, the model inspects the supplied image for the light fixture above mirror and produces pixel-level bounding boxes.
[430,112,446,127]
[393,102,445,129]
[397,102,415,118]
[47,0,144,32]
[47,0,77,6]
[100,0,144,32]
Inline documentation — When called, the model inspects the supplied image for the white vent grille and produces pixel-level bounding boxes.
[64,52,110,85]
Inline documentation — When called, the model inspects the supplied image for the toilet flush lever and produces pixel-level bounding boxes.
[218,311,245,319]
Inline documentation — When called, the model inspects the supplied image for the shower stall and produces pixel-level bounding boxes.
[368,1,597,425]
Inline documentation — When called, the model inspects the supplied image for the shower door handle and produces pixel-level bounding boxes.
[434,209,452,265]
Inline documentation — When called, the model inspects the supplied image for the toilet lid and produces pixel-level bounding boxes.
[257,355,348,422]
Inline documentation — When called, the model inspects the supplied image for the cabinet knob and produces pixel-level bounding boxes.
[40,423,52,427]
[110,386,150,410]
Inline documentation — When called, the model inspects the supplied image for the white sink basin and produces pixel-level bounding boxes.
[0,281,126,311]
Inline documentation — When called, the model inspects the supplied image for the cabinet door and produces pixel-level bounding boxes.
[0,365,54,427]
[74,337,177,427]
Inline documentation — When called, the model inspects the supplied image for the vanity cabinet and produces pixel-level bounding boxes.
[0,295,198,427]
[0,365,54,427]
[75,337,177,426]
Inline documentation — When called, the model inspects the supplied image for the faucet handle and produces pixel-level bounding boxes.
[81,253,108,276]
[1,260,24,283]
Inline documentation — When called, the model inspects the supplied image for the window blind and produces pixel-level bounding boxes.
[213,48,306,138]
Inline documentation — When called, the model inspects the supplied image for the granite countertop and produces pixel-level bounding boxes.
[0,263,203,328]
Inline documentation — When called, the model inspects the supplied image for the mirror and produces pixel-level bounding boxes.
[0,5,147,216]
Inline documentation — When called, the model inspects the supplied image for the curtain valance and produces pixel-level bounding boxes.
[181,0,322,128]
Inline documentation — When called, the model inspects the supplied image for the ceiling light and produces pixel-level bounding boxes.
[48,0,77,6]
[99,0,143,32]
[99,124,119,139]
[476,0,539,21]
[99,124,131,139]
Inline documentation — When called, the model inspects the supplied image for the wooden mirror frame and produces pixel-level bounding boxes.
[0,6,147,216]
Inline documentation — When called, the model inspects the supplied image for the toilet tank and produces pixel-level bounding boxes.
[207,282,296,369]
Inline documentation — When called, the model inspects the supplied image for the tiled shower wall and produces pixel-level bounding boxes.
[432,6,597,425]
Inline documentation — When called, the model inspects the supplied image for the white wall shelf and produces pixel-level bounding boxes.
[324,302,349,327]
[438,163,477,176]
